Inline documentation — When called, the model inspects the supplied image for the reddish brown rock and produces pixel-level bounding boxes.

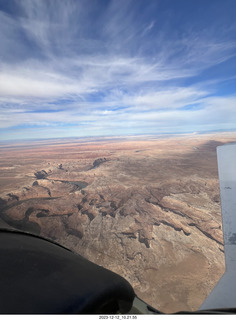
[0,133,235,313]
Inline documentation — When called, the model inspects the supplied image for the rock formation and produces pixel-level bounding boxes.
[0,133,235,313]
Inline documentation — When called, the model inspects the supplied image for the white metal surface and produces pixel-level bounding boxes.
[200,143,236,310]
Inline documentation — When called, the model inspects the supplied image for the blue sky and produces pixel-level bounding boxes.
[0,0,236,141]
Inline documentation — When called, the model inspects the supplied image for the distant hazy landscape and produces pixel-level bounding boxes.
[1,132,235,312]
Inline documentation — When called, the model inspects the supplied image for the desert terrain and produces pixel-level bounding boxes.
[0,132,236,313]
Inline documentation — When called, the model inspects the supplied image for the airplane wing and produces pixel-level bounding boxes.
[200,143,236,310]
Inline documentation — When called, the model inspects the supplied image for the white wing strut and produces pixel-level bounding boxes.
[200,143,236,310]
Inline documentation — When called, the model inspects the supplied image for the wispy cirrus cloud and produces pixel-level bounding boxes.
[0,0,236,140]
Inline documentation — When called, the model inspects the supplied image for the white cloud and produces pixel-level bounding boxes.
[0,0,236,139]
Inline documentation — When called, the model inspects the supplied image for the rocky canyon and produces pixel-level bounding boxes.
[1,132,235,313]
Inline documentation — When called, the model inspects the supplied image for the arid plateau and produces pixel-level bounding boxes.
[1,132,236,313]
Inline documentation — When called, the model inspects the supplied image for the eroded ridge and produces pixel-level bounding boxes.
[0,133,235,313]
